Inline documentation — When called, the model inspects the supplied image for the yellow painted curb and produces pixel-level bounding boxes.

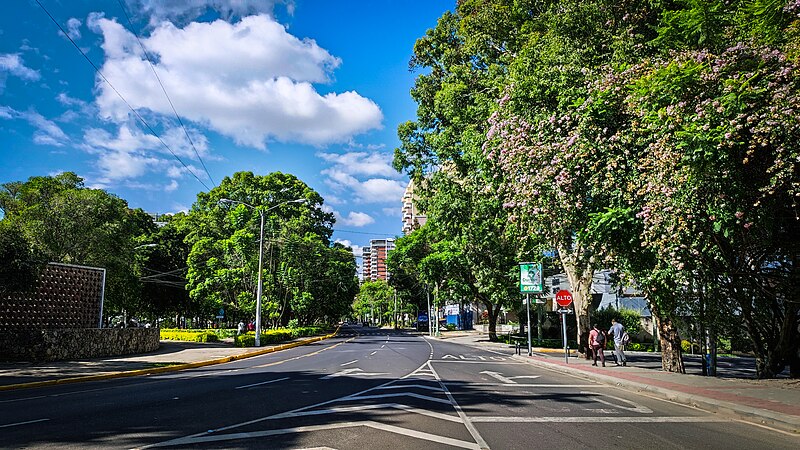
[0,326,341,392]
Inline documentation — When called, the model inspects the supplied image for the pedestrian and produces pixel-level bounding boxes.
[608,318,627,366]
[247,321,255,332]
[589,324,605,367]
[237,320,245,336]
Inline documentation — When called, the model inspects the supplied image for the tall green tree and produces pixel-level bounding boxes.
[185,171,345,327]
[0,172,154,316]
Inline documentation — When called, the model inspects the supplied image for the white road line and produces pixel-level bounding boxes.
[470,416,729,423]
[235,376,290,390]
[446,383,598,388]
[581,391,653,414]
[373,384,444,392]
[269,403,462,423]
[140,421,481,449]
[428,361,489,450]
[340,360,358,366]
[369,351,377,356]
[353,392,452,404]
[431,360,523,364]
[0,418,50,429]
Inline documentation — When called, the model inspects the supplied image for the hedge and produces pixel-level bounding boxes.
[160,329,219,342]
[233,327,328,347]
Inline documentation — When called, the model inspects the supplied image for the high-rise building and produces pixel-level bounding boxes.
[401,181,427,235]
[361,246,372,282]
[361,238,395,282]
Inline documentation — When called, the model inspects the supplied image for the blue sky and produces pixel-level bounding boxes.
[1,0,453,259]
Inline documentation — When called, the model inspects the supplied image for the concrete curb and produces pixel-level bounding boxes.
[510,354,800,435]
[0,328,340,392]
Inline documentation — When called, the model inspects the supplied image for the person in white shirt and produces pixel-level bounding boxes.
[608,318,627,366]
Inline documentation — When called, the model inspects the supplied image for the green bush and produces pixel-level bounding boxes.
[160,329,219,342]
[446,323,456,331]
[591,306,642,338]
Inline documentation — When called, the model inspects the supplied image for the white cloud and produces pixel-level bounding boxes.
[335,239,364,258]
[88,14,382,149]
[0,53,40,81]
[317,151,398,177]
[340,211,375,227]
[66,18,82,40]
[322,204,374,227]
[125,0,293,26]
[382,207,401,217]
[165,179,179,192]
[321,168,406,204]
[0,106,68,146]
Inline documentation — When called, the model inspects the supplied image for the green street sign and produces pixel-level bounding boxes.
[519,262,543,293]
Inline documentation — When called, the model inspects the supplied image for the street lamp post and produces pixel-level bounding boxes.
[219,197,306,347]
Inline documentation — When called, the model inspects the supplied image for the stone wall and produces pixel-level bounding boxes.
[0,328,160,362]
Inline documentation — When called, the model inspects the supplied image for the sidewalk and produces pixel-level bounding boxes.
[442,330,800,434]
[0,334,332,391]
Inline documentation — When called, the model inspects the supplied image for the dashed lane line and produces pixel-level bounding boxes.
[235,377,290,390]
[0,418,50,429]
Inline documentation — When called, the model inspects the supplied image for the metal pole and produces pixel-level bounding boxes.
[427,288,432,337]
[394,289,398,329]
[562,310,569,364]
[526,293,532,356]
[255,210,265,347]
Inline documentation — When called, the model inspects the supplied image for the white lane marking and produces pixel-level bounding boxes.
[380,345,385,349]
[235,376,290,390]
[321,368,389,379]
[374,384,444,392]
[340,360,358,366]
[0,418,49,429]
[432,360,523,364]
[428,361,489,450]
[446,383,598,388]
[479,370,538,384]
[441,354,508,361]
[352,392,452,405]
[369,351,377,356]
[269,403,462,423]
[471,416,728,423]
[581,391,653,414]
[140,421,481,449]
[149,361,433,445]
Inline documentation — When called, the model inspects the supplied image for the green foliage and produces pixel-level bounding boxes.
[591,306,643,337]
[0,172,157,315]
[184,171,354,327]
[446,323,457,331]
[232,327,323,347]
[0,221,43,296]
[160,329,219,343]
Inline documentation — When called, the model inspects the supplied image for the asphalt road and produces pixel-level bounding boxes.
[1,325,797,449]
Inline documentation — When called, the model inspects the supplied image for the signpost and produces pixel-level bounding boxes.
[555,290,573,363]
[519,263,543,356]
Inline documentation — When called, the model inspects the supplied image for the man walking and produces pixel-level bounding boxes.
[608,318,627,366]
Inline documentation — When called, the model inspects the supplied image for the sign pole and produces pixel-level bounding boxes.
[526,293,532,356]
[561,310,569,364]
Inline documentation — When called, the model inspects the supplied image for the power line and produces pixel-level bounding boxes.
[34,0,212,192]
[115,0,216,188]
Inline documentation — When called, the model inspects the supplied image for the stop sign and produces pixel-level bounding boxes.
[555,290,573,307]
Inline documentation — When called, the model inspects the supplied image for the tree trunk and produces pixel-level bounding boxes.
[485,300,501,342]
[651,303,685,373]
[559,246,594,359]
[756,300,799,378]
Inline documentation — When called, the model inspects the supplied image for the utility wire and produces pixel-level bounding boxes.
[115,0,216,187]
[34,0,212,192]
